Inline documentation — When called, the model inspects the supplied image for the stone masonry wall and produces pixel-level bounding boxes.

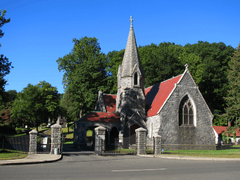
[157,71,215,150]
[146,115,161,138]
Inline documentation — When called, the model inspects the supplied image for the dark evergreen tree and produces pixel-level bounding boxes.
[184,41,234,112]
[225,44,240,129]
[0,10,12,109]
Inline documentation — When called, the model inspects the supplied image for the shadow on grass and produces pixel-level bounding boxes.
[0,149,15,153]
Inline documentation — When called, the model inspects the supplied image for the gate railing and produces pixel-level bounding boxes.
[103,136,137,155]
[0,134,29,152]
[37,134,51,154]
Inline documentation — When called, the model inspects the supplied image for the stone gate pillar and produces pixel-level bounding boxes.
[94,126,106,155]
[51,124,62,154]
[29,130,38,154]
[154,135,161,155]
[135,127,147,155]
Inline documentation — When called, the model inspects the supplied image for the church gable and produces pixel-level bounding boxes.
[177,69,197,87]
[176,68,213,119]
[156,67,215,146]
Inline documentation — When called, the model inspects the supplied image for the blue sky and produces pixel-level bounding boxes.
[1,0,239,94]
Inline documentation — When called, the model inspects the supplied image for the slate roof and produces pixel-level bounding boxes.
[103,94,117,113]
[145,75,182,117]
[80,112,120,123]
[213,126,240,137]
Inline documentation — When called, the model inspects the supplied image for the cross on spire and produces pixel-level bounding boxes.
[130,16,133,26]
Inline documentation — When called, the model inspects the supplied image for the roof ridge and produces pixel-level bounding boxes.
[145,74,183,90]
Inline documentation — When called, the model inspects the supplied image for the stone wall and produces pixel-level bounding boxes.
[146,115,161,138]
[157,71,215,149]
[161,144,216,150]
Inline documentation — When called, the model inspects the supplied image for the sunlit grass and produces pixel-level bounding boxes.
[164,148,240,158]
[0,149,28,160]
[62,126,74,144]
[86,130,93,137]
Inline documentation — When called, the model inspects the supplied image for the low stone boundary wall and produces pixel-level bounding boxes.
[161,144,216,150]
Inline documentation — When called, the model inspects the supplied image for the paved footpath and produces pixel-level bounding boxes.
[1,152,240,166]
[0,154,62,166]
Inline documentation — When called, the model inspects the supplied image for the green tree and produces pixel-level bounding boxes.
[0,10,12,109]
[212,112,227,126]
[11,81,60,130]
[184,41,234,112]
[57,37,109,116]
[0,90,17,126]
[139,43,183,87]
[106,49,125,94]
[224,44,240,129]
[59,89,78,133]
[178,49,203,85]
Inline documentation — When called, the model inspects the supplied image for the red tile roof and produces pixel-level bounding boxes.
[81,112,120,123]
[145,75,182,117]
[213,126,240,137]
[104,94,117,113]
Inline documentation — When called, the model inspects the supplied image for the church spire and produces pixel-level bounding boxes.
[121,16,144,77]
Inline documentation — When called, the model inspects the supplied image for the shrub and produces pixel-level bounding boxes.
[0,124,16,134]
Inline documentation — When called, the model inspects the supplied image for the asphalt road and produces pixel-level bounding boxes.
[1,153,240,180]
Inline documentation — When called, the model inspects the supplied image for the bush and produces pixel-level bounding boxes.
[0,124,16,134]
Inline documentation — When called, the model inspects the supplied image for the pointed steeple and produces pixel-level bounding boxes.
[121,16,144,77]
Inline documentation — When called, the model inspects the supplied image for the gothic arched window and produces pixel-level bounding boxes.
[179,96,194,126]
[134,72,138,85]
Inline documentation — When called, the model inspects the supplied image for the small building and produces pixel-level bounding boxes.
[213,126,240,144]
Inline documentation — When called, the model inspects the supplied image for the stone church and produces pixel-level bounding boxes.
[74,17,215,150]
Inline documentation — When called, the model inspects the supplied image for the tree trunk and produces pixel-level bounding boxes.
[68,122,69,134]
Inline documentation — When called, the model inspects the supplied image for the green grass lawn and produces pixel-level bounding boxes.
[111,148,136,154]
[0,149,28,160]
[86,130,93,137]
[164,148,240,158]
[62,127,74,144]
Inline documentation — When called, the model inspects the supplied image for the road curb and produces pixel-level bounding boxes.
[138,154,240,161]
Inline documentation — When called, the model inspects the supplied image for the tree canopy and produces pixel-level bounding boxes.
[11,81,60,130]
[224,44,240,129]
[106,41,234,113]
[57,37,110,117]
[0,10,13,109]
[184,41,234,112]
